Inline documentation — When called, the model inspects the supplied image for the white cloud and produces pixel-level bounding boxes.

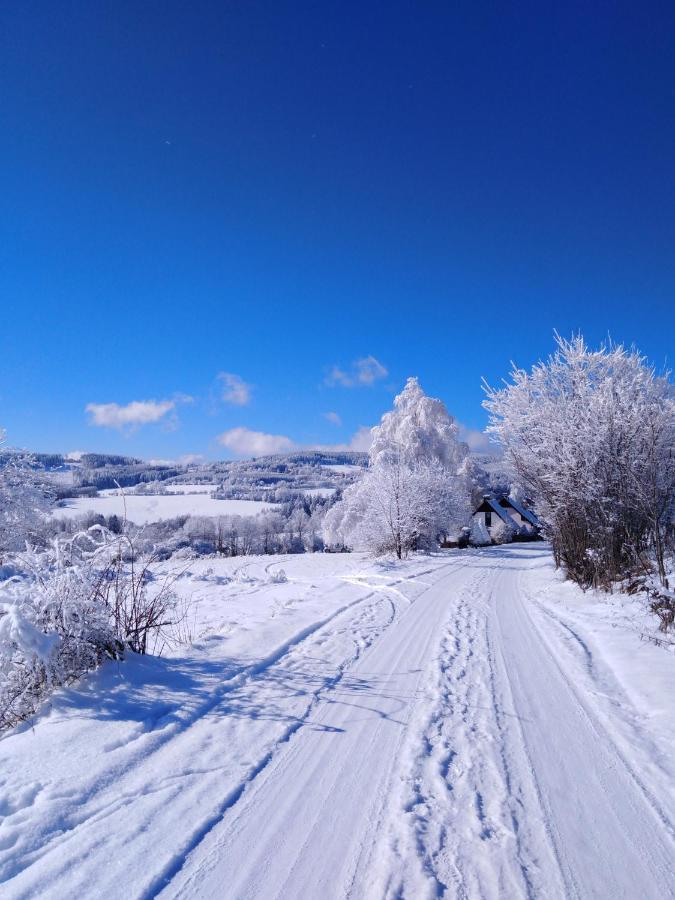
[321,423,490,456]
[178,453,206,465]
[457,423,493,453]
[326,356,388,388]
[314,425,374,453]
[218,372,252,406]
[345,425,374,451]
[217,427,296,457]
[86,399,176,431]
[323,411,342,426]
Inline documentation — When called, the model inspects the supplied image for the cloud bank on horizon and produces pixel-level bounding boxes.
[215,424,375,458]
[81,359,491,460]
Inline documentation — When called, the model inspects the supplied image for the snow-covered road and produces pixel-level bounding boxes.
[1,546,673,899]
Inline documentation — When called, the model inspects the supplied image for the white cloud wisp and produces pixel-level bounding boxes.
[326,355,388,388]
[217,427,296,457]
[218,372,252,406]
[86,399,178,431]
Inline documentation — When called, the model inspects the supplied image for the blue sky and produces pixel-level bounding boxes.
[2,2,674,460]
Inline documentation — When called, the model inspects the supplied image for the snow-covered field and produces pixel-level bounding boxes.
[321,463,365,474]
[0,545,673,898]
[98,484,214,496]
[54,493,272,524]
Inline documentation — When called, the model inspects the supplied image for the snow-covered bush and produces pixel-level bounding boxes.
[0,516,188,729]
[484,334,675,589]
[350,459,458,557]
[325,378,472,557]
[490,517,516,545]
[649,584,675,634]
[88,541,182,656]
[0,445,53,558]
[0,533,123,730]
[470,517,491,547]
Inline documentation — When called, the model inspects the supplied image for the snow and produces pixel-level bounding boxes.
[0,545,673,898]
[487,496,519,528]
[53,494,273,524]
[301,487,336,497]
[98,484,214,496]
[0,603,60,664]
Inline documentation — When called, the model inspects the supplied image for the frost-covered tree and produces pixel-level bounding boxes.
[353,457,469,557]
[483,334,675,588]
[324,378,471,556]
[461,454,513,509]
[369,376,468,470]
[0,438,53,558]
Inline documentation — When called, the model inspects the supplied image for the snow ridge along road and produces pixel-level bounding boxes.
[1,546,673,899]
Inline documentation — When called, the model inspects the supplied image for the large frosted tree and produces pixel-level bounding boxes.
[369,377,468,471]
[324,378,471,556]
[483,335,675,588]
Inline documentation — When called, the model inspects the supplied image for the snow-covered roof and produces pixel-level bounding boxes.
[473,495,540,530]
[486,498,519,529]
[502,496,540,527]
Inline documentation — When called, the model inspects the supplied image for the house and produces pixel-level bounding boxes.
[472,495,541,541]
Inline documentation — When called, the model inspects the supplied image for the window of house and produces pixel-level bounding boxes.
[485,511,492,527]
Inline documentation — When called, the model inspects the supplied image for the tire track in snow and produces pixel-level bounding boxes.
[2,557,466,897]
[0,578,386,888]
[369,552,575,900]
[484,568,564,900]
[367,562,533,899]
[517,571,675,849]
[156,558,475,900]
[146,557,469,898]
[523,587,675,803]
[492,552,675,899]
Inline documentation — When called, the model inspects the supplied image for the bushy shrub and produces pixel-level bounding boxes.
[0,536,122,730]
[491,517,516,545]
[484,335,675,589]
[0,524,185,730]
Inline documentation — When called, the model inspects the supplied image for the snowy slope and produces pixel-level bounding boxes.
[0,547,673,899]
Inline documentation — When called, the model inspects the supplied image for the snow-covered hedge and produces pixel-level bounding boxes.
[0,537,123,730]
[0,523,186,730]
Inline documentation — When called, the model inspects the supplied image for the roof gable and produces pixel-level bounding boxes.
[487,498,519,528]
[473,495,540,529]
[473,497,519,528]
